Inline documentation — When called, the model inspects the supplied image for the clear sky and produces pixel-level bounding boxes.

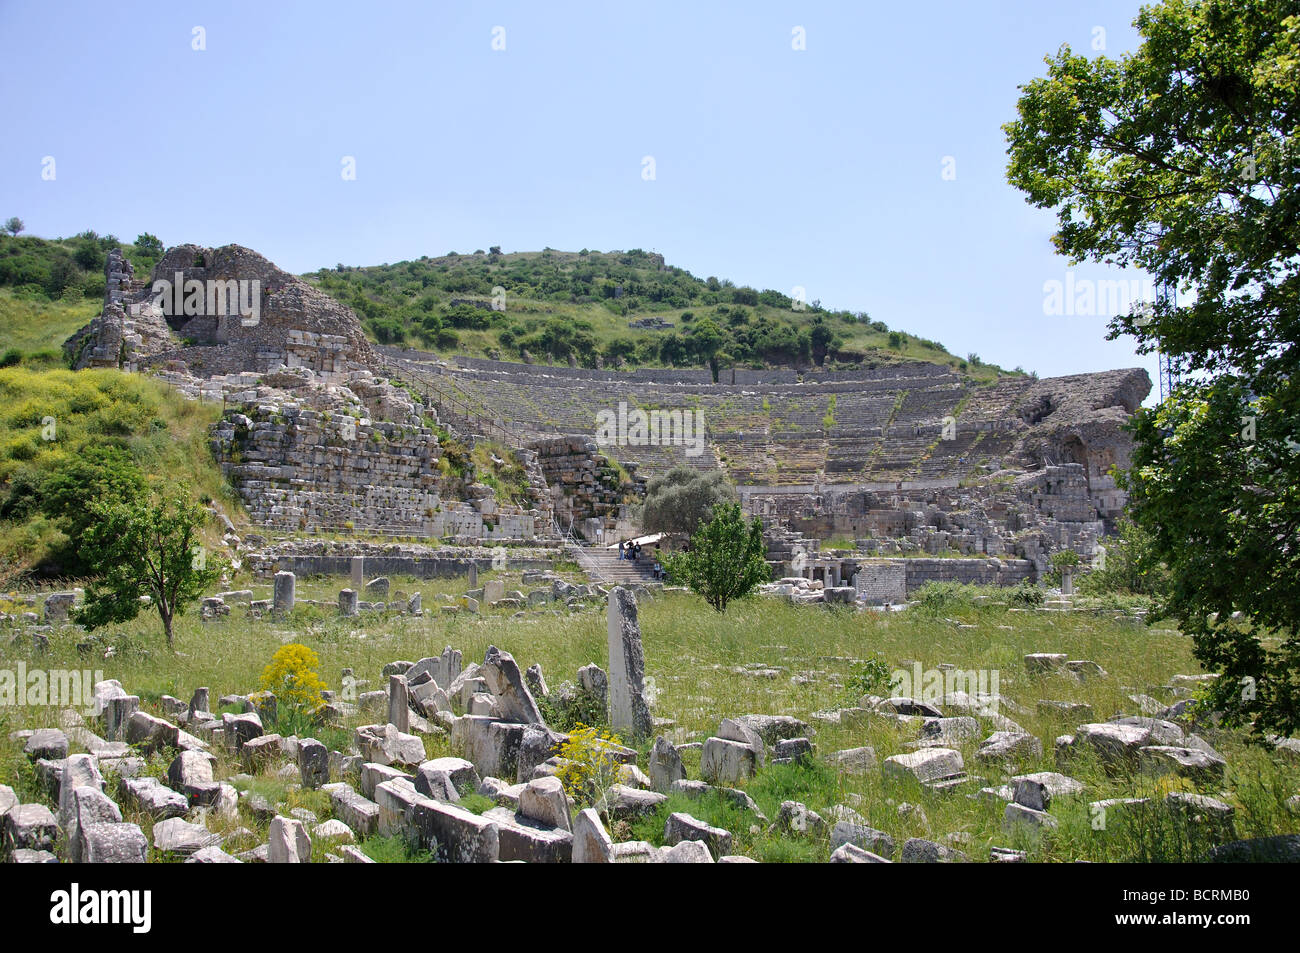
[1,0,1160,387]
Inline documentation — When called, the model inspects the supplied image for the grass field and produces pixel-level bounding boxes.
[2,574,1296,863]
[0,289,99,365]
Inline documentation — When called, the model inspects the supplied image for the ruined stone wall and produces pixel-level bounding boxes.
[212,402,540,540]
[528,435,639,537]
[901,557,1034,592]
[852,560,908,603]
[243,541,560,580]
[846,556,1034,602]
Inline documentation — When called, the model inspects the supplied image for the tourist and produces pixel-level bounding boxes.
[618,540,625,560]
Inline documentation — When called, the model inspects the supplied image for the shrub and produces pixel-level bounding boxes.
[641,466,736,536]
[843,654,893,703]
[555,724,626,810]
[1009,581,1045,607]
[259,643,329,712]
[913,581,981,612]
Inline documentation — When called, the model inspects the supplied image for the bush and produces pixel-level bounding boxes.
[843,655,893,703]
[1009,581,1045,607]
[259,643,329,712]
[554,724,627,810]
[641,467,736,536]
[913,581,981,612]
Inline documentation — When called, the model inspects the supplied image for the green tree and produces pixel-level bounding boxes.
[3,217,23,237]
[641,466,736,535]
[75,484,223,650]
[1078,514,1168,596]
[662,501,770,612]
[135,233,163,257]
[810,318,834,366]
[40,446,147,574]
[1004,0,1300,735]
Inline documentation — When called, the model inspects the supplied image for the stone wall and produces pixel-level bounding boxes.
[212,401,542,540]
[852,560,907,604]
[243,541,560,580]
[529,435,640,538]
[900,557,1034,592]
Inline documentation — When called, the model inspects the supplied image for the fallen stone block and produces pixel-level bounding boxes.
[883,748,965,786]
[268,815,312,863]
[831,843,891,863]
[322,782,380,838]
[572,807,614,863]
[700,737,757,785]
[407,798,501,863]
[80,822,148,863]
[152,817,219,855]
[664,812,732,859]
[1138,745,1227,784]
[519,776,572,832]
[831,822,894,858]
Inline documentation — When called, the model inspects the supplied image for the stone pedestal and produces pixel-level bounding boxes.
[607,587,653,740]
[388,675,410,732]
[273,571,296,615]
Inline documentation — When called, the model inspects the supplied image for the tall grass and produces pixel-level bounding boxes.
[1,579,1296,861]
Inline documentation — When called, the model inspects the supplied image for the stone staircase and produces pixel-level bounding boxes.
[572,544,660,586]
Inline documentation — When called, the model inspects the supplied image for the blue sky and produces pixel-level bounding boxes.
[1,0,1159,387]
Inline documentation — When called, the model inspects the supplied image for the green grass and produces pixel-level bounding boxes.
[2,581,1295,862]
[0,366,237,582]
[0,288,99,364]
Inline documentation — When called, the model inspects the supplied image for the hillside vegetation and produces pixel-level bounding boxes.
[0,366,235,583]
[0,231,163,366]
[0,231,1023,382]
[306,248,1020,381]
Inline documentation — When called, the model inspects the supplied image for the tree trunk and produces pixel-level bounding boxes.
[161,608,174,651]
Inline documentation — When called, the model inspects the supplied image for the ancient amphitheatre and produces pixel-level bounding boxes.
[0,235,1294,868]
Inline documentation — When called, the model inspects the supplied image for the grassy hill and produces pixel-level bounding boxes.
[305,248,1023,382]
[0,366,236,584]
[0,233,1026,382]
[0,231,162,366]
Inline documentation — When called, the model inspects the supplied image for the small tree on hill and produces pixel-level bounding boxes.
[134,233,163,258]
[3,217,23,237]
[662,501,770,612]
[75,484,223,650]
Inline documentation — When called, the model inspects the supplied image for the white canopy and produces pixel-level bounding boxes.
[606,533,664,549]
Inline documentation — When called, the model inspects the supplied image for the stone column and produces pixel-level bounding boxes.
[273,571,296,615]
[1061,567,1074,596]
[388,674,410,732]
[103,695,140,742]
[339,589,358,617]
[350,556,365,590]
[438,645,462,690]
[468,562,478,588]
[607,587,653,740]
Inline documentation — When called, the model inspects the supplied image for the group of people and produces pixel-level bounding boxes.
[619,539,667,580]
